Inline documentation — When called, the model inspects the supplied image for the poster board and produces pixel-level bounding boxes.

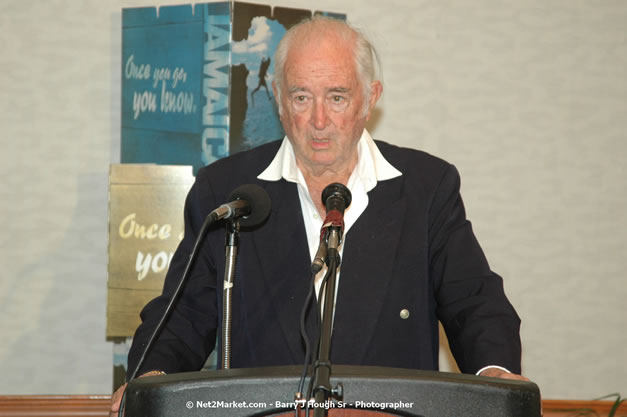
[107,164,194,338]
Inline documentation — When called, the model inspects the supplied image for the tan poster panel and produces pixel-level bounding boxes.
[106,164,194,338]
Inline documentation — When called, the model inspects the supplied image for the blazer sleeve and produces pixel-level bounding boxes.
[126,172,220,378]
[430,164,522,374]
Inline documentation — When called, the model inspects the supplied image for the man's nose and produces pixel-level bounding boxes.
[311,100,329,130]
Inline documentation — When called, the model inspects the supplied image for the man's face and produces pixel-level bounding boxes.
[274,35,381,175]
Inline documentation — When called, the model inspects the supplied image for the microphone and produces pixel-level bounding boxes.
[209,184,272,227]
[311,183,352,273]
[322,183,352,216]
[311,228,328,274]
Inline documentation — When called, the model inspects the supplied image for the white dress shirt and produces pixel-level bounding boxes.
[257,129,402,299]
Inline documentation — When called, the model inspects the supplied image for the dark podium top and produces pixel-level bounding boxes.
[124,365,541,417]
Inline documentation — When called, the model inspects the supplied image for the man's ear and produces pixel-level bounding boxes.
[366,81,383,120]
[272,81,279,104]
[272,81,282,116]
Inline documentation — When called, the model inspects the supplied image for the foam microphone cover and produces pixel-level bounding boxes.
[228,184,272,228]
[321,183,352,212]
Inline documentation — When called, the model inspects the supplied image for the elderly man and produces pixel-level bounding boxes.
[111,16,527,415]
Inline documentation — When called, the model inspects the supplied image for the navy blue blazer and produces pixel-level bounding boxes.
[127,140,521,378]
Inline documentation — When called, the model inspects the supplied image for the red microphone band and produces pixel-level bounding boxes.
[318,210,345,244]
[324,209,345,230]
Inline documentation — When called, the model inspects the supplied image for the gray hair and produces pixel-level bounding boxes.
[273,15,381,114]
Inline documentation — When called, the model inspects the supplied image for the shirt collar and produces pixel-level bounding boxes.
[257,129,402,190]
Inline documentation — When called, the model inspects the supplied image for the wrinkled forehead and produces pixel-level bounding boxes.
[284,31,358,77]
[284,54,358,96]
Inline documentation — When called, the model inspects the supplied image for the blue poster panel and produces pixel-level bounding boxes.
[121,2,345,174]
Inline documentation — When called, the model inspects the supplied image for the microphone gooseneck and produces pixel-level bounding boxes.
[220,184,271,369]
[305,183,351,416]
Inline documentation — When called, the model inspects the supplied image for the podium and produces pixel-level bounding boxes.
[124,365,541,417]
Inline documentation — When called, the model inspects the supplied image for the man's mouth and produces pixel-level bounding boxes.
[310,137,330,149]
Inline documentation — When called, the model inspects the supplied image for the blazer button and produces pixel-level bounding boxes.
[400,309,410,319]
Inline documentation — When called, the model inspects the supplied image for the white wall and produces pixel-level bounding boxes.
[0,0,625,399]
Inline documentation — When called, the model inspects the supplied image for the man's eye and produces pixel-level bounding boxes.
[332,96,344,102]
[295,95,307,102]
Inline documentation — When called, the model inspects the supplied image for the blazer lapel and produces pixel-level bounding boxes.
[331,177,406,364]
[251,180,312,363]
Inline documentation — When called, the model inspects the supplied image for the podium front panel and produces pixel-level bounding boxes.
[124,365,541,417]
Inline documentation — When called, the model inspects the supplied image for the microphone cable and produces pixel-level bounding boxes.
[295,270,317,417]
[118,213,216,417]
[295,255,336,417]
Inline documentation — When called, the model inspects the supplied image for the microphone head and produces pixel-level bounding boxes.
[321,183,352,213]
[228,184,272,228]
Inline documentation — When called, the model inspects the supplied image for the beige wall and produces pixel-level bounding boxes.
[0,0,625,399]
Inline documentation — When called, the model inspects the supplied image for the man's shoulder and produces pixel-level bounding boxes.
[193,140,283,196]
[198,140,282,178]
[375,139,452,175]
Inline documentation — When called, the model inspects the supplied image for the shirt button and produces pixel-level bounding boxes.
[313,213,319,219]
[400,309,410,319]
